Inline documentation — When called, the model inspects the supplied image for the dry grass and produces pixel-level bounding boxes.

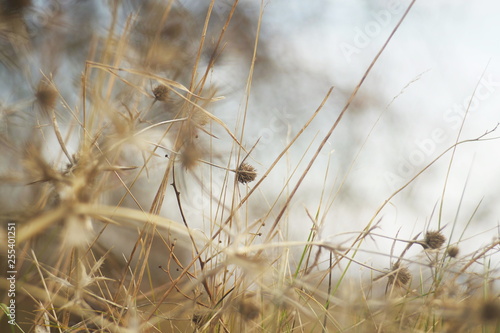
[1,1,499,332]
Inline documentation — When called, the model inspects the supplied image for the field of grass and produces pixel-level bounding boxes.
[0,1,499,332]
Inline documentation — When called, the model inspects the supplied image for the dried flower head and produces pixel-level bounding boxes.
[446,245,459,258]
[238,300,260,321]
[152,84,169,101]
[236,162,257,184]
[424,231,446,249]
[388,263,411,287]
[35,79,58,114]
[481,299,500,322]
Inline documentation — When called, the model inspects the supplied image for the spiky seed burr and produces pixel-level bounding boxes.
[236,162,257,184]
[424,231,446,249]
[388,263,411,286]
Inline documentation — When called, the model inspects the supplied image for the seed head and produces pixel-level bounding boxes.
[424,231,446,249]
[35,79,58,114]
[236,162,257,184]
[481,299,500,322]
[446,245,459,258]
[152,84,169,101]
[388,263,411,287]
[238,300,260,321]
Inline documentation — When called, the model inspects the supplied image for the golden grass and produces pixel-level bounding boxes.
[0,1,499,332]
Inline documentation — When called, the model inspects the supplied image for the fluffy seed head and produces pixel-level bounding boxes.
[424,231,446,249]
[236,162,257,184]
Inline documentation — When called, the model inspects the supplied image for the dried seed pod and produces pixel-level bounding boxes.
[388,263,411,287]
[35,79,58,114]
[236,162,257,184]
[446,245,459,258]
[424,231,446,249]
[238,300,260,321]
[152,84,169,101]
[481,299,500,322]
